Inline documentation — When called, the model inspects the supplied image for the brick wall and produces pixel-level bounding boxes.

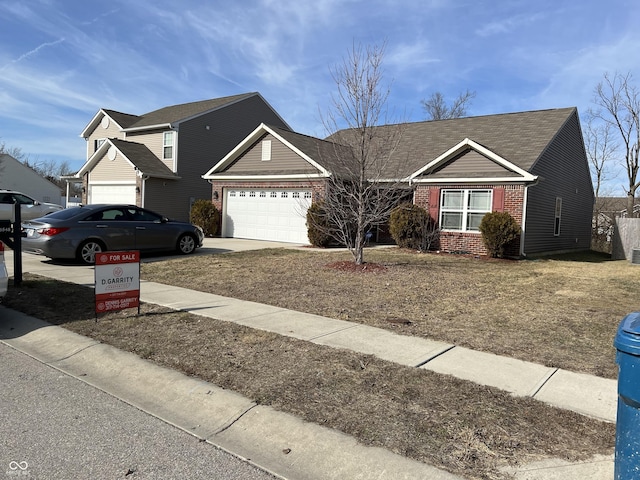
[415,184,525,256]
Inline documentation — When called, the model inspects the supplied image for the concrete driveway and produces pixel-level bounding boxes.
[198,237,304,254]
[4,237,304,274]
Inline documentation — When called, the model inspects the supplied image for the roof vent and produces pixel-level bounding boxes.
[632,248,640,265]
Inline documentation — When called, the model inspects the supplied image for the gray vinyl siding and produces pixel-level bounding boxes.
[428,150,521,179]
[523,111,594,255]
[144,95,289,221]
[224,133,319,174]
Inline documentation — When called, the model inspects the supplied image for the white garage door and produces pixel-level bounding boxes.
[89,184,136,205]
[224,189,312,244]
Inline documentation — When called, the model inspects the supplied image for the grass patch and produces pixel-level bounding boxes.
[2,273,615,480]
[141,248,635,379]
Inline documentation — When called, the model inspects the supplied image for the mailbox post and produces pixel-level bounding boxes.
[0,202,23,286]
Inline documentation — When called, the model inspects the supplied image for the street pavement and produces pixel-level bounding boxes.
[0,340,279,480]
[1,239,619,479]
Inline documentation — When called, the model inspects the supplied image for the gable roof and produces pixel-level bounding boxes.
[409,137,538,184]
[326,107,577,180]
[123,92,259,132]
[203,123,343,179]
[109,139,178,178]
[76,139,179,179]
[0,154,62,194]
[102,109,140,129]
[81,92,287,138]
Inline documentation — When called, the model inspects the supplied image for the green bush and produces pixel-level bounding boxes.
[478,211,520,258]
[306,202,332,247]
[389,203,434,250]
[190,199,220,237]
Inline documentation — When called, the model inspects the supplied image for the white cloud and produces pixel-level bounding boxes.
[0,38,66,71]
[475,12,546,37]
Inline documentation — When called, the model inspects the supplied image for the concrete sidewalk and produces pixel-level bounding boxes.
[2,248,617,478]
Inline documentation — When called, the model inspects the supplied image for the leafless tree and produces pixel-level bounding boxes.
[0,140,27,161]
[585,114,618,251]
[593,72,640,217]
[317,41,407,265]
[585,113,618,198]
[1,139,74,191]
[24,157,73,183]
[422,89,476,120]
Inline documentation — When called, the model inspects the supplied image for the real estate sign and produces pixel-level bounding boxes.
[95,251,140,314]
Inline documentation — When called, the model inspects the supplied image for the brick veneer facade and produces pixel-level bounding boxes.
[414,184,525,257]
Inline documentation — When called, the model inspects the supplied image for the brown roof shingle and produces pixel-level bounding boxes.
[125,93,257,130]
[326,107,577,178]
[110,139,178,179]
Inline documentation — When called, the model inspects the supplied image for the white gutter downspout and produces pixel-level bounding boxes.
[520,177,539,258]
[142,175,149,208]
[520,185,529,257]
[65,180,70,208]
[137,172,149,208]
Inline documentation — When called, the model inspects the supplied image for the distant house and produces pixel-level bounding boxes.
[203,107,594,257]
[0,154,61,204]
[69,93,290,221]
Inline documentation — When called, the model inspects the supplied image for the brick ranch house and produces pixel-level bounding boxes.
[203,107,594,257]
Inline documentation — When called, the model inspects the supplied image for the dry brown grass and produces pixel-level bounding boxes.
[142,248,635,379]
[1,247,623,480]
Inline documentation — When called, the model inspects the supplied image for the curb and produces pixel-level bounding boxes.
[0,306,462,480]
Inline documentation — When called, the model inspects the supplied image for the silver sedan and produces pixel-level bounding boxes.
[22,204,204,264]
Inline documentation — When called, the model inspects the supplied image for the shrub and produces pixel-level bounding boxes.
[479,211,520,258]
[389,203,436,250]
[190,199,220,236]
[306,202,332,247]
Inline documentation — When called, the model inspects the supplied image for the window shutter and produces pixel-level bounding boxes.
[492,187,505,212]
[428,188,440,222]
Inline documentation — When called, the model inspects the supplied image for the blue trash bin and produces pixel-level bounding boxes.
[614,312,640,479]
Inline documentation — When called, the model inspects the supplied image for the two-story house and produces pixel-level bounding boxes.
[72,92,289,221]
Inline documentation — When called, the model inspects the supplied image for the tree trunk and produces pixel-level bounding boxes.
[628,192,637,218]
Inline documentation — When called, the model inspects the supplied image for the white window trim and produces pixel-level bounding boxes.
[261,140,272,161]
[163,131,175,161]
[440,188,493,233]
[94,138,106,152]
[554,197,562,236]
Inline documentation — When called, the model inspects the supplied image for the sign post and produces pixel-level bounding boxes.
[94,251,140,319]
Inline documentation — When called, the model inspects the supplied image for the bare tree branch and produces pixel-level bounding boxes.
[422,89,476,120]
[584,111,618,198]
[593,71,640,216]
[314,41,408,265]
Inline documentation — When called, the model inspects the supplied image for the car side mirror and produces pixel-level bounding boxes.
[161,216,169,223]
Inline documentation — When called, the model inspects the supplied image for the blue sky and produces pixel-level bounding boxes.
[1,0,639,193]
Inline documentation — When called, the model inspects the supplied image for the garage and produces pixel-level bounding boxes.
[88,184,137,205]
[223,189,312,244]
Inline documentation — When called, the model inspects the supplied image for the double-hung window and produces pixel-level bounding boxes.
[163,131,175,160]
[440,189,492,232]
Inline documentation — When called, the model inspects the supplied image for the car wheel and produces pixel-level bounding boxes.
[177,233,196,255]
[77,240,105,265]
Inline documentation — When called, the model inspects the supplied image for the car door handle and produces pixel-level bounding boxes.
[136,226,146,230]
[96,224,109,228]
